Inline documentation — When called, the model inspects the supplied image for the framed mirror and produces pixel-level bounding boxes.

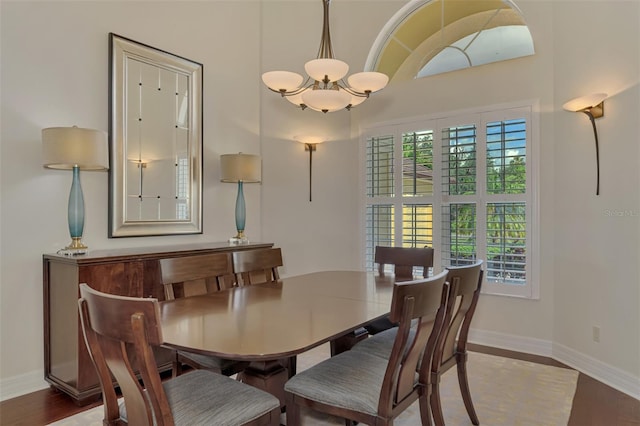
[109,33,203,237]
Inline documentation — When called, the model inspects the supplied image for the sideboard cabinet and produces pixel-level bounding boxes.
[43,242,273,405]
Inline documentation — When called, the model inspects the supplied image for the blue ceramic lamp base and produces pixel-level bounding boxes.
[60,166,89,255]
[229,181,250,244]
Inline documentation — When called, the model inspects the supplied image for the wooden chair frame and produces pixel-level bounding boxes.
[159,252,236,300]
[286,270,450,426]
[375,245,435,280]
[231,247,295,378]
[78,284,280,426]
[430,261,484,426]
[360,245,436,339]
[159,253,247,376]
[232,247,283,287]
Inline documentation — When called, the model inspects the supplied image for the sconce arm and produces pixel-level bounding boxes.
[582,110,600,196]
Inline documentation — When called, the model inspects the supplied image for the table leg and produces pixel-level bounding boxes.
[240,360,289,409]
[330,327,369,356]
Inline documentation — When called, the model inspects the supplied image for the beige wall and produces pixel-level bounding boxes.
[0,1,265,395]
[1,0,638,400]
[551,0,640,382]
[352,0,639,395]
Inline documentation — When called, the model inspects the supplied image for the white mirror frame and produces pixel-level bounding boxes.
[109,33,203,237]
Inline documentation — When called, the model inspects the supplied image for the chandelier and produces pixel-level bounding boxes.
[261,0,389,113]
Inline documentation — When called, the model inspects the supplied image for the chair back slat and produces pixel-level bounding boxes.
[79,284,169,425]
[375,246,434,280]
[378,269,449,415]
[159,253,235,300]
[232,248,283,286]
[78,298,127,424]
[434,261,483,369]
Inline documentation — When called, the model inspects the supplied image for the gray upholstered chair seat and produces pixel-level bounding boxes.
[285,350,392,416]
[119,370,279,425]
[351,323,417,360]
[351,326,398,359]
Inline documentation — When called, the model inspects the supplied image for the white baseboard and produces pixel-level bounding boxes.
[553,342,640,401]
[468,328,554,357]
[0,369,48,402]
[469,328,640,400]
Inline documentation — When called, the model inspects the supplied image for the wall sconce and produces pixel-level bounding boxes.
[42,126,109,254]
[220,153,261,244]
[294,136,325,202]
[563,93,607,195]
[128,158,149,199]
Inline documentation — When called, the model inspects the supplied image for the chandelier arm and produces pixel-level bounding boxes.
[336,82,371,98]
[287,79,316,95]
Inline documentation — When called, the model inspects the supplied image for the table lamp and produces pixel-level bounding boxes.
[220,153,261,244]
[42,126,109,254]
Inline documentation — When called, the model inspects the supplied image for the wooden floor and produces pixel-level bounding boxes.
[1,344,638,425]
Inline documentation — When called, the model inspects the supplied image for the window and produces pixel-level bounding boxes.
[364,0,535,82]
[176,156,189,220]
[363,104,537,298]
[365,129,435,276]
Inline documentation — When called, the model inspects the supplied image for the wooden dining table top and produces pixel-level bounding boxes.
[159,270,395,361]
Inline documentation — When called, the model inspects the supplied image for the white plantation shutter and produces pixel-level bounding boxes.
[366,135,394,197]
[363,103,537,298]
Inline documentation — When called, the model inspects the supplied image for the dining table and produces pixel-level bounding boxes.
[159,270,396,407]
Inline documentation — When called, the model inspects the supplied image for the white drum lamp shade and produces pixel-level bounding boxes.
[43,127,109,170]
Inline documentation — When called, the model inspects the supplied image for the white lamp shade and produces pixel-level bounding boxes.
[347,71,389,93]
[285,92,307,108]
[42,126,109,170]
[262,71,304,92]
[220,153,261,183]
[302,88,352,112]
[304,58,349,82]
[294,135,325,145]
[348,93,368,108]
[563,93,607,112]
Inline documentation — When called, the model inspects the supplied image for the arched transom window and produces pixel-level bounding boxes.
[365,0,535,81]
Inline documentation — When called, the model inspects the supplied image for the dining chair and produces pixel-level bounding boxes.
[284,270,450,426]
[365,245,435,335]
[231,247,296,378]
[375,245,435,280]
[160,252,236,300]
[78,283,280,426]
[232,247,283,286]
[430,260,484,426]
[159,253,247,377]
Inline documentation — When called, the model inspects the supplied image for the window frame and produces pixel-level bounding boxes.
[360,101,540,299]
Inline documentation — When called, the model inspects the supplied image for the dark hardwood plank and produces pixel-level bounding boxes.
[0,386,102,425]
[1,345,638,425]
[570,373,640,426]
